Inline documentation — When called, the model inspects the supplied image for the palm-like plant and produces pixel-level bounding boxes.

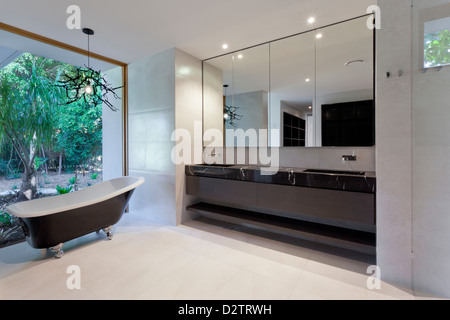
[0,53,64,201]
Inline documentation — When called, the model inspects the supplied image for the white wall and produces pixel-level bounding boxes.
[204,147,376,172]
[411,0,450,298]
[127,48,177,225]
[376,0,414,290]
[102,66,123,181]
[127,48,202,225]
[375,0,450,299]
[174,49,203,224]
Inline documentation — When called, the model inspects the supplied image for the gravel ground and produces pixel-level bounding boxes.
[0,171,103,247]
[0,171,103,194]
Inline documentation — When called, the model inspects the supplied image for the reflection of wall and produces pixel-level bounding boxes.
[203,63,224,147]
[280,101,309,147]
[225,91,268,147]
[270,93,311,147]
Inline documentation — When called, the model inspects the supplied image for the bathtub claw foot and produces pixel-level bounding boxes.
[103,226,113,240]
[49,244,64,258]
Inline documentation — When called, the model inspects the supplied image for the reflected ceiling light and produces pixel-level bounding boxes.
[222,43,229,49]
[308,17,316,24]
[315,33,323,39]
[237,54,243,59]
[308,106,312,109]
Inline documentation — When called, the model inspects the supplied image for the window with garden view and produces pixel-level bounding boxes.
[424,17,450,68]
[0,52,103,247]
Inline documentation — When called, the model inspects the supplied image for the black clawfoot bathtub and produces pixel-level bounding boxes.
[6,176,144,258]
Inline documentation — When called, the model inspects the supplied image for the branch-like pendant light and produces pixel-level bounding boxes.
[56,27,122,111]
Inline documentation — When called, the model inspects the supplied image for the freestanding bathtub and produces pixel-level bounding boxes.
[6,176,144,258]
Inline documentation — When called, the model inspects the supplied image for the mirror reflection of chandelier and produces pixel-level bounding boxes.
[223,84,242,127]
[56,28,122,111]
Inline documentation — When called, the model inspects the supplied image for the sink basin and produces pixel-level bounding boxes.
[200,164,235,168]
[303,169,366,176]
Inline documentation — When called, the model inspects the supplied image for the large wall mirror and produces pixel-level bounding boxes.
[203,14,374,148]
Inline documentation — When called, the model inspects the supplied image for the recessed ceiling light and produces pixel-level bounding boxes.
[315,33,323,39]
[305,78,311,82]
[308,17,316,24]
[237,54,243,59]
[222,43,229,49]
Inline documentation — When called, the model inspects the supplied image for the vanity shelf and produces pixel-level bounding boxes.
[187,202,376,255]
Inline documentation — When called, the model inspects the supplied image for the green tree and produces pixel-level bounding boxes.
[55,96,102,169]
[424,29,450,67]
[0,53,64,200]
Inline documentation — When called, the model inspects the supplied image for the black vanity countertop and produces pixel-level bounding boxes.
[185,164,376,194]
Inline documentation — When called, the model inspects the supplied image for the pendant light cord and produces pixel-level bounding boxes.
[87,34,90,69]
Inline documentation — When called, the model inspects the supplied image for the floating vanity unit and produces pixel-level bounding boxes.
[186,164,376,255]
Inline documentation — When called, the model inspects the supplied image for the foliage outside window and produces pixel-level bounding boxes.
[424,29,450,68]
[0,52,104,247]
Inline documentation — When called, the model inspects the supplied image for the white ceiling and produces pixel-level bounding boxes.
[0,0,376,64]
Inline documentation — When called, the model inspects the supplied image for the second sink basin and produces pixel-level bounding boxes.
[201,164,235,168]
[303,169,366,176]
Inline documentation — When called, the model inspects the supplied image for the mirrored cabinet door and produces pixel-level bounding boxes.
[269,32,316,147]
[202,14,375,149]
[315,16,374,147]
[203,54,232,147]
[203,44,270,147]
[225,44,270,147]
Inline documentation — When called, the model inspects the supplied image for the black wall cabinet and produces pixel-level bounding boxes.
[322,100,375,147]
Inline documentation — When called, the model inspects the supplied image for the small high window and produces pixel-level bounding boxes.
[424,16,450,68]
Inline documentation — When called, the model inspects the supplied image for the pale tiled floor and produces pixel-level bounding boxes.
[0,210,444,300]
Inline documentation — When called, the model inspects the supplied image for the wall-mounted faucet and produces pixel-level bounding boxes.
[342,154,357,161]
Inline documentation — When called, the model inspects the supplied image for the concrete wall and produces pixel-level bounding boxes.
[375,0,414,289]
[411,0,450,299]
[374,0,450,299]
